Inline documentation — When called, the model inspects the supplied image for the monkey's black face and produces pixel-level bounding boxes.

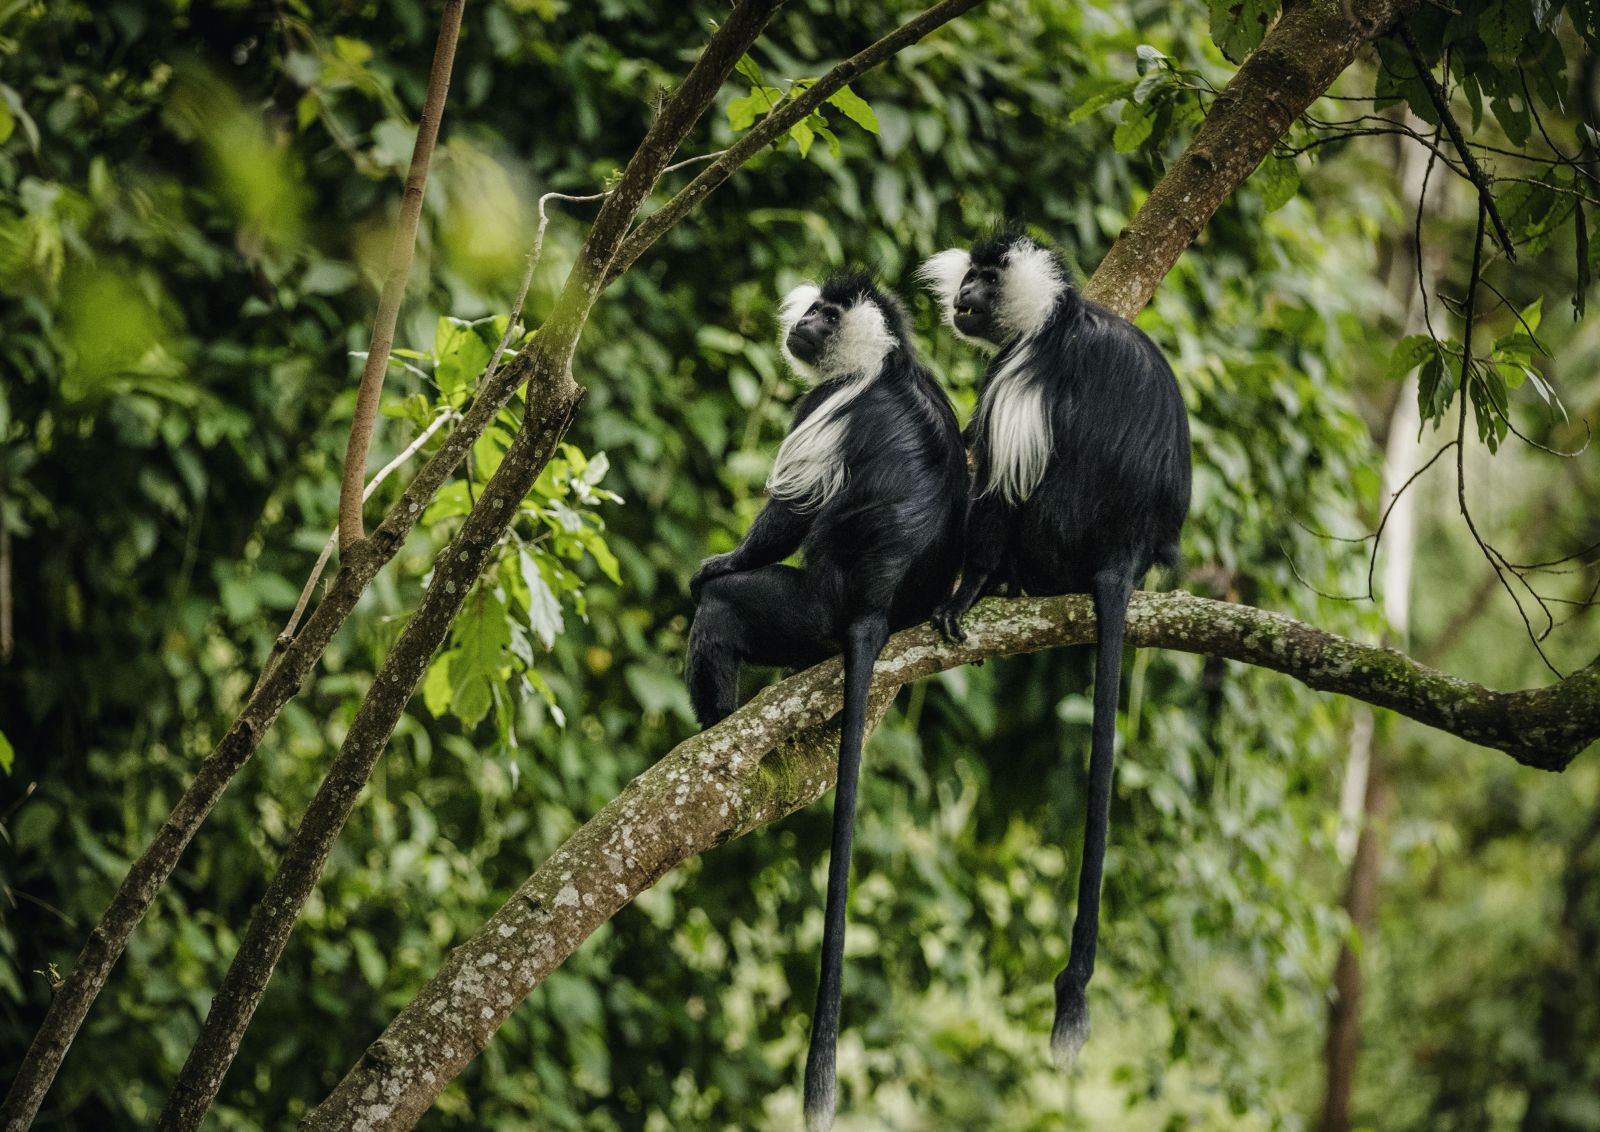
[786,299,845,367]
[953,263,1002,340]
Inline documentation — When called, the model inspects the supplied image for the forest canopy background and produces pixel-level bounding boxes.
[1,0,1598,1129]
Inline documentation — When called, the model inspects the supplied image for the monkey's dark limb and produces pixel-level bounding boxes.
[932,495,1010,642]
[1053,570,1134,1068]
[803,615,889,1132]
[1397,26,1517,262]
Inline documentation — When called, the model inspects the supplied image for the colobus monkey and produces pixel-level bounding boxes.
[686,273,967,1130]
[919,232,1191,1067]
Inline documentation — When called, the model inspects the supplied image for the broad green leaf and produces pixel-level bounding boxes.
[1254,155,1300,211]
[520,549,564,648]
[1112,102,1156,153]
[790,120,815,158]
[1210,0,1278,63]
[423,652,455,718]
[1388,334,1439,380]
[826,85,879,134]
[0,728,12,774]
[1068,78,1138,125]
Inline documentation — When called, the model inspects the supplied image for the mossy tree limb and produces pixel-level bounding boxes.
[305,591,1598,1130]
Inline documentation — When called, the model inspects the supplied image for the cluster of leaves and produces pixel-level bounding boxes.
[726,55,880,160]
[1389,298,1565,450]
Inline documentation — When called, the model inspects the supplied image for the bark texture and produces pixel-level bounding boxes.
[1083,0,1418,316]
[307,593,1600,1130]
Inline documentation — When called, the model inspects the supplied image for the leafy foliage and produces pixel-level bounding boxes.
[1,1,1597,1130]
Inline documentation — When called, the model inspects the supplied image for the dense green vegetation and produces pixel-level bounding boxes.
[2,0,1597,1128]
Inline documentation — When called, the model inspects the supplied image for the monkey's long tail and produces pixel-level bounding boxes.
[1052,570,1134,1069]
[803,615,889,1132]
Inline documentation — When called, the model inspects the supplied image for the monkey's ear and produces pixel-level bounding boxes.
[778,284,823,335]
[916,249,971,329]
[997,239,1066,339]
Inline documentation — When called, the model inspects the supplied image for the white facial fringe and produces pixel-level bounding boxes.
[997,238,1066,340]
[916,248,972,335]
[778,283,823,378]
[979,344,1052,504]
[768,298,897,509]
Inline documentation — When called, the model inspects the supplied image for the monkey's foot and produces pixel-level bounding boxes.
[1051,976,1091,1070]
[930,600,970,644]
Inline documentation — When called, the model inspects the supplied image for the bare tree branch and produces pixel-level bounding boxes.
[337,0,465,552]
[1398,26,1518,262]
[307,592,1600,1130]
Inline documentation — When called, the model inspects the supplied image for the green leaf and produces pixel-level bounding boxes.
[520,549,564,649]
[1210,0,1278,63]
[1254,154,1300,211]
[1388,334,1439,380]
[454,676,492,729]
[434,316,493,402]
[423,652,455,718]
[1417,353,1457,422]
[726,94,766,132]
[0,728,12,774]
[1112,102,1156,153]
[1068,78,1139,125]
[1518,296,1543,335]
[790,119,815,158]
[825,85,879,134]
[0,100,14,145]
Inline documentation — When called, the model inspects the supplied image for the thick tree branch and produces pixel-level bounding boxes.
[307,592,1600,1130]
[1084,0,1419,317]
[338,0,465,552]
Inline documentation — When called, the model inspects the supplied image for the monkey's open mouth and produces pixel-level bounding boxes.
[955,304,974,316]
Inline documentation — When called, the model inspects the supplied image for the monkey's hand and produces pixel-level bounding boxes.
[689,553,741,603]
[930,597,971,644]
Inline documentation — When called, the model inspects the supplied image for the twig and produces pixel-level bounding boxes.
[1399,26,1517,261]
[1454,205,1561,675]
[277,410,456,647]
[336,0,465,553]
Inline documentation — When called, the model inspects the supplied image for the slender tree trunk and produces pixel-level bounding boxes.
[1318,117,1430,1132]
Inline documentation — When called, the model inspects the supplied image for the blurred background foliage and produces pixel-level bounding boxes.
[1,0,1597,1129]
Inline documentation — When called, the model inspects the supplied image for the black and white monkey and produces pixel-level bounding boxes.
[685,273,967,1130]
[918,232,1191,1066]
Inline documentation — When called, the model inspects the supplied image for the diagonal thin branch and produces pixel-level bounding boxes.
[606,0,989,284]
[338,0,466,552]
[1398,25,1518,261]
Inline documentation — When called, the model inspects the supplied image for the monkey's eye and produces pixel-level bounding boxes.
[824,309,839,324]
[980,269,999,283]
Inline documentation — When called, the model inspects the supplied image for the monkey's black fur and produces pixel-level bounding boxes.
[924,231,1191,1066]
[686,272,967,1130]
